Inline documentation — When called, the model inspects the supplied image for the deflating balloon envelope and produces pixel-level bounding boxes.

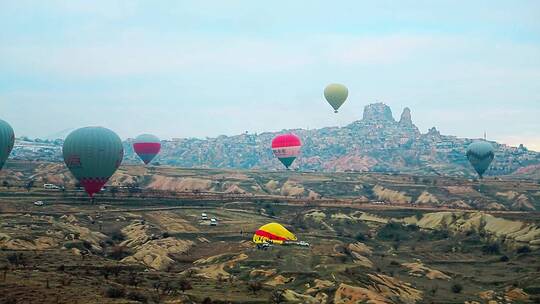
[62,127,124,197]
[133,134,161,165]
[466,141,494,178]
[0,119,15,171]
[253,222,297,244]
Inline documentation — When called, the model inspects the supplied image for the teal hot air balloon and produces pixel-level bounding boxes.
[324,83,348,113]
[466,141,494,178]
[63,127,124,197]
[0,119,15,171]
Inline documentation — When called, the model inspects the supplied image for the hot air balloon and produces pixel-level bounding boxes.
[133,134,161,165]
[271,134,301,169]
[0,119,15,171]
[63,127,124,197]
[253,222,297,245]
[324,83,348,113]
[466,141,494,178]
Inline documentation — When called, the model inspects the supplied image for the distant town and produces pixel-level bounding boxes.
[11,103,540,177]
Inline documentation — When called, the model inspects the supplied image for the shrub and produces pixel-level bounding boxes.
[406,224,419,231]
[6,253,24,267]
[178,279,192,292]
[354,233,366,241]
[126,291,147,303]
[109,246,129,260]
[517,246,531,254]
[377,222,409,241]
[202,298,213,304]
[270,289,285,303]
[499,255,509,262]
[104,286,125,298]
[63,241,90,251]
[162,232,171,238]
[248,281,263,294]
[110,230,125,241]
[451,283,463,294]
[482,243,500,255]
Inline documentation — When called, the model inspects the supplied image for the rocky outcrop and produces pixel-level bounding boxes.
[348,242,373,256]
[407,212,540,245]
[224,184,247,194]
[306,279,334,295]
[367,274,423,304]
[334,283,392,304]
[265,274,294,286]
[373,185,412,204]
[362,103,395,122]
[281,181,305,196]
[504,287,529,302]
[511,194,535,211]
[249,269,276,278]
[147,176,213,192]
[120,220,194,270]
[399,107,420,134]
[190,253,248,280]
[401,262,451,280]
[281,289,319,303]
[122,237,194,271]
[0,236,59,250]
[415,191,439,205]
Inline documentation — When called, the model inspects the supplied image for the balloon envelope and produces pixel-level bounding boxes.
[271,134,301,169]
[0,119,15,171]
[63,127,124,197]
[466,141,494,178]
[253,222,297,244]
[324,83,348,113]
[133,134,161,164]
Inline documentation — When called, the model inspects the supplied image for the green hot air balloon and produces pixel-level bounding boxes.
[324,83,348,113]
[466,141,494,178]
[63,127,124,197]
[0,119,15,171]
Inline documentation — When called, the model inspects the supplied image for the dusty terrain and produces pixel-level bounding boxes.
[0,162,539,303]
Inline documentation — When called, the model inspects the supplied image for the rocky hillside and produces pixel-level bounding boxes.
[11,103,540,176]
[3,162,540,211]
[121,103,539,176]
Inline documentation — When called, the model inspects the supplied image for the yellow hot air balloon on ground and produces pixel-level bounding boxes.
[253,222,297,245]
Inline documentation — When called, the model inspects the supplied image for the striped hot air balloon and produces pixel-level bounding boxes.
[63,127,124,197]
[253,223,297,245]
[271,134,301,169]
[0,119,15,171]
[133,134,161,165]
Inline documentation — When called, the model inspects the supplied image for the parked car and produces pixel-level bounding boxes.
[43,184,60,190]
[201,213,208,220]
[210,218,218,226]
[33,201,44,206]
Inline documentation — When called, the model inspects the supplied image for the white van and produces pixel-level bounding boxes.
[210,218,218,226]
[201,213,208,220]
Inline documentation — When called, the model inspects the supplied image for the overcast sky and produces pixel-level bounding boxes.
[1,1,539,150]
